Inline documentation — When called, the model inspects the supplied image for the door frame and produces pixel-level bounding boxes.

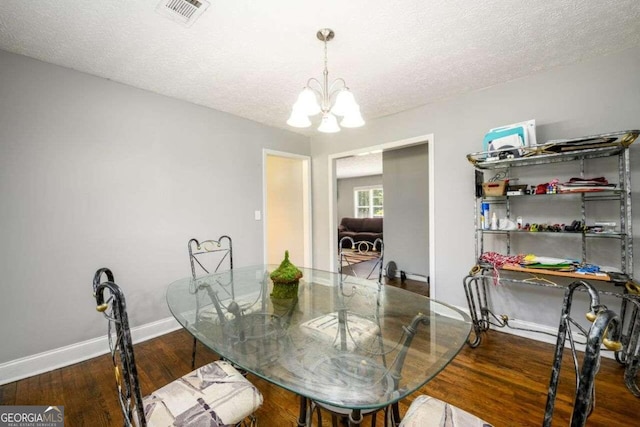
[327,133,436,296]
[263,149,313,267]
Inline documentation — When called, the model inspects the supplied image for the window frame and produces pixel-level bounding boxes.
[354,185,384,218]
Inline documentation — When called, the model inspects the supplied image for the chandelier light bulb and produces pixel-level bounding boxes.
[318,113,340,133]
[331,89,358,117]
[287,108,312,128]
[296,88,321,116]
[340,107,365,128]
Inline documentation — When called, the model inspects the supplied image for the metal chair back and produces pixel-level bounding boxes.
[92,268,146,427]
[188,235,233,279]
[188,236,233,368]
[338,236,384,283]
[543,280,622,427]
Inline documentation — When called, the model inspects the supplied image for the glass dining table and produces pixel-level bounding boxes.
[166,265,471,426]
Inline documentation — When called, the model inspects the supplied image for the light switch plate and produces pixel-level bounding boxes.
[254,210,261,220]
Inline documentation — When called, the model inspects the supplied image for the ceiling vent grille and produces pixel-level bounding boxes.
[156,0,210,27]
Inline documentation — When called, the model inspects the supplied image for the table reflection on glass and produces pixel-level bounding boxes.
[166,265,471,426]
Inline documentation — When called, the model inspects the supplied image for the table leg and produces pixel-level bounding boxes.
[349,409,363,426]
[391,402,401,425]
[297,396,308,427]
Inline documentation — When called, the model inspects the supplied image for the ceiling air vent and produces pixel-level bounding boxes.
[156,0,210,27]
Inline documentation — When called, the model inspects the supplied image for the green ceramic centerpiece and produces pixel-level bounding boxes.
[270,250,303,299]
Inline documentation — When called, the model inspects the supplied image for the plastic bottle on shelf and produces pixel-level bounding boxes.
[491,212,498,230]
[481,203,490,230]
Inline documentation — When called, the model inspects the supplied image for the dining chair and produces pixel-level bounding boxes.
[398,395,491,426]
[188,236,233,369]
[303,312,438,427]
[298,268,393,427]
[543,280,621,427]
[92,267,262,427]
[616,281,640,397]
[339,236,384,283]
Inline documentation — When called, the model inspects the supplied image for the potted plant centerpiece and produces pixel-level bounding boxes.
[270,251,302,315]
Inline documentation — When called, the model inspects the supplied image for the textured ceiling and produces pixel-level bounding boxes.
[336,152,382,179]
[1,1,639,135]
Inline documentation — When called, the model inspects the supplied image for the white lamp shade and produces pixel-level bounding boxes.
[287,108,312,128]
[296,88,321,116]
[340,107,365,128]
[331,89,358,117]
[318,113,340,133]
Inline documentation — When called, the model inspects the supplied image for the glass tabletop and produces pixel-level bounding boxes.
[166,265,471,410]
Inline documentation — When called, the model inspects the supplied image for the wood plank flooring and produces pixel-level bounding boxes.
[2,328,637,426]
[1,270,637,426]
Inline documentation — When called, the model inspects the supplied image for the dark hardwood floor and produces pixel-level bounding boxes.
[1,270,637,426]
[1,329,637,426]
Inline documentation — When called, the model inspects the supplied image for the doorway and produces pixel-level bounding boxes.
[263,150,312,268]
[328,134,435,294]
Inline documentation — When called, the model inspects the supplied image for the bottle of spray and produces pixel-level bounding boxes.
[481,202,490,230]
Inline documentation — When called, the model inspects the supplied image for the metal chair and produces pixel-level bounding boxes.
[188,236,232,369]
[339,236,384,283]
[298,271,394,427]
[616,282,640,397]
[302,312,448,427]
[92,267,262,427]
[543,280,622,427]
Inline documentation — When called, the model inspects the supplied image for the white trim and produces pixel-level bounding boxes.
[496,318,614,360]
[262,149,313,267]
[353,185,383,191]
[0,316,182,386]
[407,273,428,282]
[450,304,615,360]
[328,134,434,290]
[427,136,436,298]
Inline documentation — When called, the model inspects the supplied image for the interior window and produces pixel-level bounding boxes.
[354,186,383,218]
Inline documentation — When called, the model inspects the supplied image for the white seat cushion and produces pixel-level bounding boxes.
[299,312,380,351]
[400,395,491,427]
[143,360,263,426]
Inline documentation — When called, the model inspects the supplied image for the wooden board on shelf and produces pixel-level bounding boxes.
[501,263,612,282]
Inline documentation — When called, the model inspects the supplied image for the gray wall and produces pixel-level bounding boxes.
[0,50,309,364]
[311,47,640,334]
[336,174,383,221]
[383,144,429,277]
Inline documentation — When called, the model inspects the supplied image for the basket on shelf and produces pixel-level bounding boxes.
[482,180,508,196]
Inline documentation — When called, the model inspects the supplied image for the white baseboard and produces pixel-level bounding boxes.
[405,273,428,282]
[451,304,615,360]
[0,316,182,386]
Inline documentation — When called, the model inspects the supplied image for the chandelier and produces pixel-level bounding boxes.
[287,28,365,133]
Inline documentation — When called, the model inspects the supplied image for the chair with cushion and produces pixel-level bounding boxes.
[301,313,438,427]
[399,395,490,427]
[92,267,262,427]
[299,275,392,427]
[188,236,233,369]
